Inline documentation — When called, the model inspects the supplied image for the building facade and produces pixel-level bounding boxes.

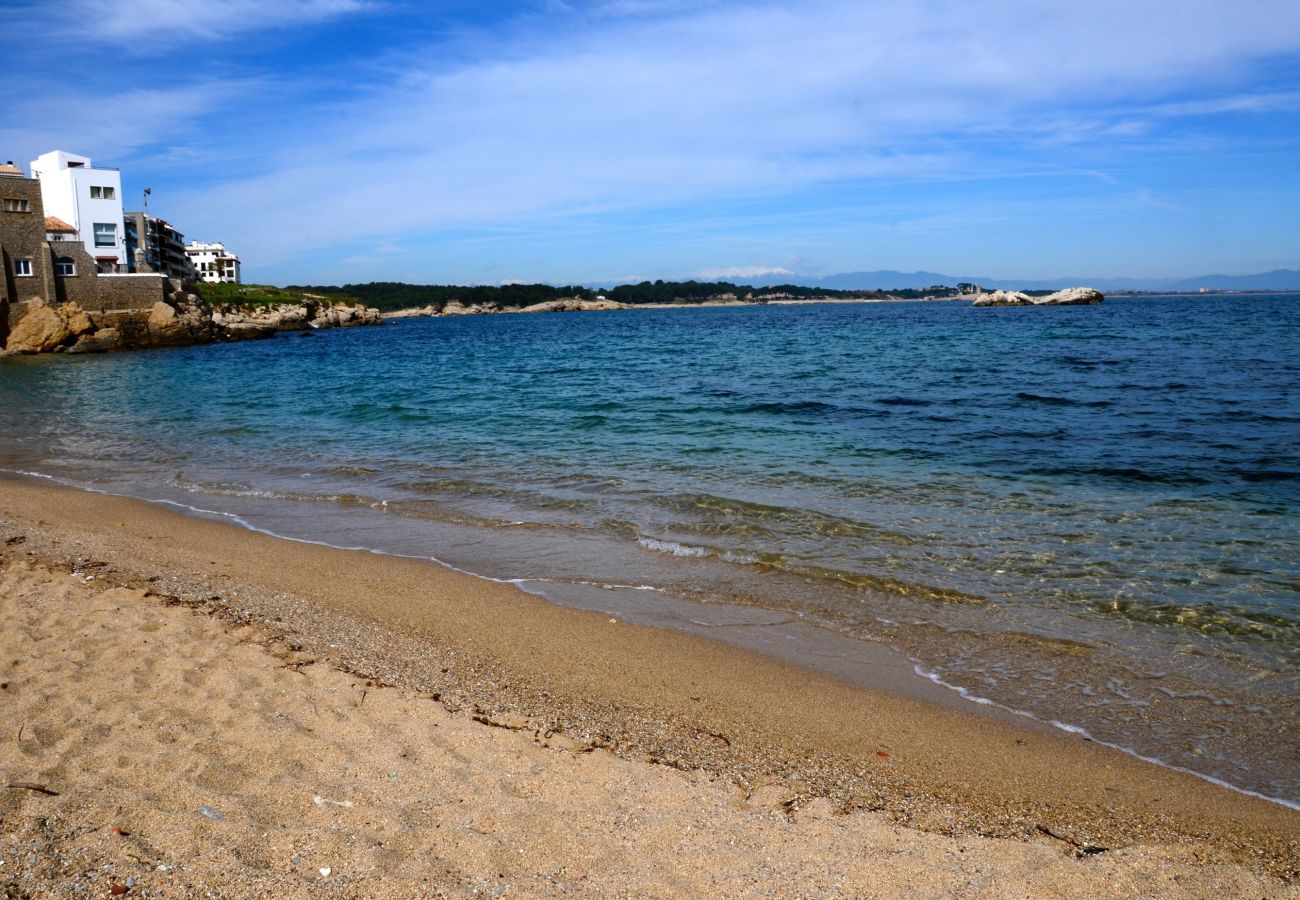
[2,160,169,348]
[125,211,196,279]
[29,150,126,273]
[185,241,241,284]
[1,162,56,306]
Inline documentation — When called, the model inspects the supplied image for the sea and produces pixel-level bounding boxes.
[2,294,1297,807]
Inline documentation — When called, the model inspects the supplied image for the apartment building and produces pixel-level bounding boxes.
[125,211,196,279]
[185,241,241,284]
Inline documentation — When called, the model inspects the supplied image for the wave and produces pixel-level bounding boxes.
[911,665,1300,812]
[1028,465,1212,487]
[1015,392,1112,408]
[635,532,982,605]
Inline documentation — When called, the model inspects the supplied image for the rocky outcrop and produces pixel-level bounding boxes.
[213,301,381,334]
[1037,287,1104,305]
[973,287,1104,307]
[4,291,383,357]
[384,297,629,318]
[517,297,629,313]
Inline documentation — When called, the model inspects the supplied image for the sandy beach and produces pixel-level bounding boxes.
[0,476,1296,897]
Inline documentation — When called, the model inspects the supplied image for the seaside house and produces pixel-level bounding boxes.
[125,211,196,279]
[30,150,126,274]
[2,157,173,348]
[185,240,241,284]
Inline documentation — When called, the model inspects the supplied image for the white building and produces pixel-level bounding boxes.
[29,150,126,273]
[185,241,241,284]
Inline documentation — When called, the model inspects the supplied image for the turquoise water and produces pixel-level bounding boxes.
[2,295,1297,803]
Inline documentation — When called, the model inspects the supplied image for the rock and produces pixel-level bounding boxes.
[973,287,1104,307]
[518,297,629,313]
[223,322,277,341]
[972,290,1035,307]
[147,301,177,328]
[59,304,95,337]
[1036,287,1104,305]
[6,301,70,352]
[67,328,121,354]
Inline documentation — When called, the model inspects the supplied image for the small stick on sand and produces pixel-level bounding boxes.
[1037,824,1108,855]
[6,782,59,796]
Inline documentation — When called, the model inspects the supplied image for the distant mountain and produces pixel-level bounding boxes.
[741,268,1300,292]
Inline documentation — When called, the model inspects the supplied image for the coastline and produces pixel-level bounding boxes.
[1,475,1296,892]
[379,294,964,319]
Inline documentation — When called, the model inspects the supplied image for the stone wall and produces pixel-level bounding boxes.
[0,176,55,308]
[92,274,169,312]
[48,241,99,307]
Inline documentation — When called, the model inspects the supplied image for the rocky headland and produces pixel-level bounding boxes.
[1,285,382,357]
[972,287,1105,307]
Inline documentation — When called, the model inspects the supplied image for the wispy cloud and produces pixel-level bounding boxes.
[60,0,372,43]
[10,0,1297,281]
[696,266,795,280]
[174,0,1300,271]
[0,82,256,173]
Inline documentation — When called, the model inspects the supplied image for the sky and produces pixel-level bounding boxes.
[3,0,1299,286]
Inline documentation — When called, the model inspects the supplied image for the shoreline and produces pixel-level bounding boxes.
[1,475,1296,885]
[380,294,965,318]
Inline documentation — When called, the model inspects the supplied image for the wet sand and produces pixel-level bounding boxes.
[1,476,1296,896]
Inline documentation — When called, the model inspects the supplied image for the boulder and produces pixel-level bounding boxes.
[145,301,215,346]
[147,301,177,328]
[67,328,122,354]
[973,287,1104,307]
[6,301,69,352]
[224,322,278,341]
[59,303,95,337]
[1036,287,1104,305]
[972,290,1035,307]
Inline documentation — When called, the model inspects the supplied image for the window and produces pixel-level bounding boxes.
[2,198,30,212]
[90,185,115,200]
[93,222,116,247]
[13,258,33,277]
[55,258,76,277]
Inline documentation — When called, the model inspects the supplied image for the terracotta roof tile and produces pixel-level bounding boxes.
[45,216,77,233]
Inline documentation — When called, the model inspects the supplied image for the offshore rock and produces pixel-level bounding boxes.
[972,290,1035,307]
[1038,287,1104,305]
[973,287,1104,307]
[518,298,629,313]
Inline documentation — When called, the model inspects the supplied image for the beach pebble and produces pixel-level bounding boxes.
[320,866,332,877]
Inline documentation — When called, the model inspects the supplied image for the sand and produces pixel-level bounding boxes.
[0,476,1296,897]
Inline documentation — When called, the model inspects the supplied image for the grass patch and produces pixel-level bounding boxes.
[195,282,358,308]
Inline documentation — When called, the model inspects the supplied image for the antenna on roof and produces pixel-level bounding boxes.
[143,186,151,215]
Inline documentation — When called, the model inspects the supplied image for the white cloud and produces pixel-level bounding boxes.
[150,0,1300,274]
[0,82,254,175]
[695,266,795,280]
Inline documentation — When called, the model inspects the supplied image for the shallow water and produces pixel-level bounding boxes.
[2,295,1297,803]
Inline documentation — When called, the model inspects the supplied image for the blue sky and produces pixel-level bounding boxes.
[3,0,1299,285]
